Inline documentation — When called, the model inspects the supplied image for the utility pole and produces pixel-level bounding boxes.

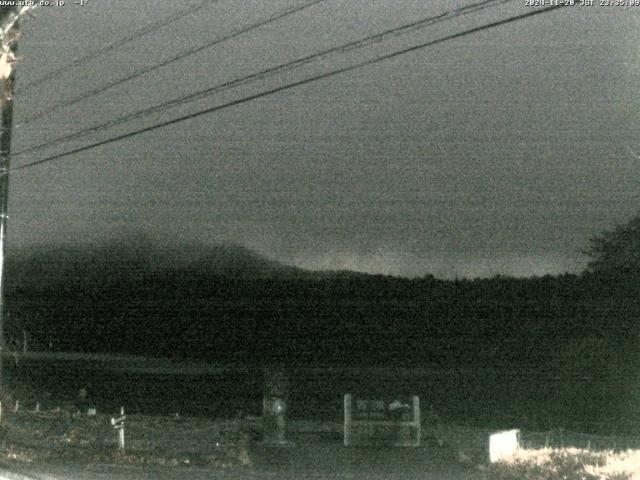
[0,5,19,395]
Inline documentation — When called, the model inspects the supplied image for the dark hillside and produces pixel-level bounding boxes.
[4,242,639,369]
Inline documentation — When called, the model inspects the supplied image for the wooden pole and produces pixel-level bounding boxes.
[118,406,125,453]
[413,395,421,446]
[0,6,18,398]
[344,394,352,446]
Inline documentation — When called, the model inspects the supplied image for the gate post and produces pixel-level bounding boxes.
[344,394,353,446]
[262,367,289,445]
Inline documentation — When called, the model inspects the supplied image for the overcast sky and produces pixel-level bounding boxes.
[6,0,640,278]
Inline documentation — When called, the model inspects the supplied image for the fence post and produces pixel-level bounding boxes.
[413,395,421,446]
[118,406,125,453]
[344,394,352,446]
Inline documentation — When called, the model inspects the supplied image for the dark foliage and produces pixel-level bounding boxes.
[584,213,640,278]
[4,240,639,370]
[3,238,640,433]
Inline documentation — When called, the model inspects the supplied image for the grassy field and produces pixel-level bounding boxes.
[5,350,636,435]
[2,351,640,478]
[1,406,639,479]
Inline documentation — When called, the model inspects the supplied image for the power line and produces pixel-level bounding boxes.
[9,4,568,175]
[17,0,217,94]
[19,0,326,125]
[14,0,513,158]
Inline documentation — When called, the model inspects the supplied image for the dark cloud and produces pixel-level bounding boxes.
[7,1,640,278]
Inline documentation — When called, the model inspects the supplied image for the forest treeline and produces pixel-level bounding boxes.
[3,233,638,369]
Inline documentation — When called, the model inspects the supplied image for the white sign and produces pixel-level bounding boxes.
[489,429,520,463]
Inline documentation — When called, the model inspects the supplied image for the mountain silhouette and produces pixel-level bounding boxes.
[5,240,378,287]
[5,241,318,287]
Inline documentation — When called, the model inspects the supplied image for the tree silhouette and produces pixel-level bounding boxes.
[585,213,640,277]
